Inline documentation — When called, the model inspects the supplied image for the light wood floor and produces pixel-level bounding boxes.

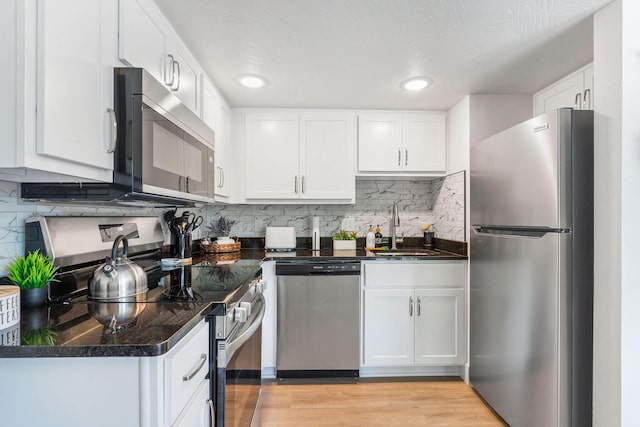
[254,378,506,426]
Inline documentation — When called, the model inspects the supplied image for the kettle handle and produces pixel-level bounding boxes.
[112,235,129,259]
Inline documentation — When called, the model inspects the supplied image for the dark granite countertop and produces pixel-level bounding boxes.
[0,255,263,358]
[0,239,466,359]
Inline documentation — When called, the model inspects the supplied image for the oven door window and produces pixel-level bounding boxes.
[141,103,213,197]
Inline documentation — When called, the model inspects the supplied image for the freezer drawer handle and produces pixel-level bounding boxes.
[472,225,571,238]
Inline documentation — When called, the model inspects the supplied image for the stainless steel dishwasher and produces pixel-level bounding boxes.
[276,261,361,378]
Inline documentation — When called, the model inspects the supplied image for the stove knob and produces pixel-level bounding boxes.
[239,301,253,317]
[234,307,248,323]
[254,279,266,294]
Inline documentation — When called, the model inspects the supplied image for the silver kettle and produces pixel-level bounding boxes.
[88,235,148,301]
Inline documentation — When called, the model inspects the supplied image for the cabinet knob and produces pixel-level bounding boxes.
[234,306,248,323]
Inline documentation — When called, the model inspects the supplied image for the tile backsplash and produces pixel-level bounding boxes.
[0,171,465,274]
[204,171,466,241]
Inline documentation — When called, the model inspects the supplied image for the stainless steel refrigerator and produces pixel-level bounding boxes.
[470,108,593,427]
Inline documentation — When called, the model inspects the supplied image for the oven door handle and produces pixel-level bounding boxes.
[217,294,265,368]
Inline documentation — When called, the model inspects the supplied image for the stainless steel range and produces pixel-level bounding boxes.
[23,215,264,427]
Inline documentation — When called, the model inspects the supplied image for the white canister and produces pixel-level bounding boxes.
[0,285,20,329]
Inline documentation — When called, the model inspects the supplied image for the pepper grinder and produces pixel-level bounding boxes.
[312,216,320,251]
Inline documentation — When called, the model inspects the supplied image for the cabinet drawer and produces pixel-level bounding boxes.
[364,261,465,288]
[165,320,209,425]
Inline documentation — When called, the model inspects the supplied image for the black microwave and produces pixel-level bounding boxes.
[22,68,215,206]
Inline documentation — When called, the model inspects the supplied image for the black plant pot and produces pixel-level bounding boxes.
[20,285,50,308]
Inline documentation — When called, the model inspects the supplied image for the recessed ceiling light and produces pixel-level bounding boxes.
[401,77,432,91]
[238,75,266,89]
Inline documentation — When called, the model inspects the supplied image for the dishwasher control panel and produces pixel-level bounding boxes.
[276,261,361,275]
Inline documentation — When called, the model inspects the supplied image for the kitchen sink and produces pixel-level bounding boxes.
[371,248,441,257]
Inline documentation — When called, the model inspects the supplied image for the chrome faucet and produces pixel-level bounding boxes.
[391,201,404,249]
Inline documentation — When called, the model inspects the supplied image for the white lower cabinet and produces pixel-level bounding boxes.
[364,288,415,366]
[0,320,210,427]
[172,379,213,427]
[362,261,466,369]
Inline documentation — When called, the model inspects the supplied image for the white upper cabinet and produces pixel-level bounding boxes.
[118,0,202,117]
[533,63,594,116]
[358,112,446,175]
[357,113,403,172]
[299,112,355,200]
[118,0,167,85]
[0,0,117,182]
[244,111,356,203]
[202,76,232,199]
[245,112,300,199]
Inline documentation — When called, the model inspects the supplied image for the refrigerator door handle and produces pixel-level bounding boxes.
[472,225,571,238]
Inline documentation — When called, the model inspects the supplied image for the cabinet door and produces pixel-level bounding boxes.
[358,113,403,172]
[402,113,446,172]
[414,289,465,365]
[216,103,231,198]
[245,113,300,199]
[363,289,415,366]
[168,42,201,116]
[118,0,168,86]
[172,379,212,427]
[36,0,115,171]
[300,112,355,200]
[533,71,584,116]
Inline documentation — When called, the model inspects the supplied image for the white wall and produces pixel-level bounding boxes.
[593,0,640,425]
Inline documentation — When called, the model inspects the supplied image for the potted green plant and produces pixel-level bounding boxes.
[332,229,357,250]
[7,250,58,308]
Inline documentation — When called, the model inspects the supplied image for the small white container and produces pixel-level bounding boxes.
[0,286,20,329]
[333,240,356,250]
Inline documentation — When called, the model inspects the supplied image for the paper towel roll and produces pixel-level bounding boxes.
[312,216,320,251]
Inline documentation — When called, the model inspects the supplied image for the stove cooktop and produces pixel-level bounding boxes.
[51,254,262,307]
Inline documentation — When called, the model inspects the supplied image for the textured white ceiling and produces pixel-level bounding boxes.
[154,0,611,110]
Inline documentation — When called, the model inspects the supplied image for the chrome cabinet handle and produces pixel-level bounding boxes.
[186,176,190,193]
[583,89,591,109]
[409,296,413,316]
[574,92,582,109]
[301,176,305,194]
[397,148,401,166]
[178,176,183,192]
[294,176,298,194]
[106,108,117,153]
[182,353,207,381]
[165,54,175,87]
[405,148,408,166]
[173,60,181,91]
[221,167,225,188]
[207,399,215,427]
[217,167,222,188]
[417,296,421,316]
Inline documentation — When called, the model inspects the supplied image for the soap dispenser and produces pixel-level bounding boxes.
[366,225,375,248]
[375,225,383,248]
